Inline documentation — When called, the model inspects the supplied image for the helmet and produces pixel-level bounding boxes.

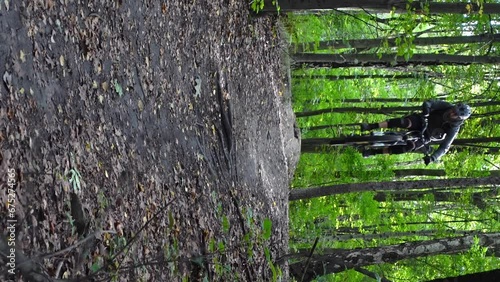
[454,103,472,120]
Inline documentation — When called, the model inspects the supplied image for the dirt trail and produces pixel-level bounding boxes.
[1,1,299,281]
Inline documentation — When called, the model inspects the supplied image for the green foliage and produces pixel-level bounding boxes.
[90,258,103,273]
[262,218,272,240]
[222,215,230,233]
[250,0,265,13]
[285,6,500,282]
[67,168,82,193]
[208,203,283,281]
[357,192,380,223]
[249,0,280,14]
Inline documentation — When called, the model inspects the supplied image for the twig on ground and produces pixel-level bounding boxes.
[83,199,175,281]
[55,260,65,279]
[39,230,116,259]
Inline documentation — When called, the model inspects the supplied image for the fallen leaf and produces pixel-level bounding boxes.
[3,71,12,86]
[114,80,123,97]
[137,100,144,111]
[20,50,26,62]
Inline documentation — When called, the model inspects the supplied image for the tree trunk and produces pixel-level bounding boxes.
[294,34,500,53]
[288,232,500,282]
[292,53,500,68]
[295,105,418,117]
[294,73,443,80]
[373,188,498,214]
[425,269,500,282]
[292,229,483,244]
[393,169,446,177]
[449,146,500,155]
[299,97,429,109]
[392,169,500,178]
[300,137,500,153]
[360,219,491,233]
[289,176,500,201]
[264,0,500,14]
[295,100,500,117]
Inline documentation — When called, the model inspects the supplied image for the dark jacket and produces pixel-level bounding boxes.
[422,100,462,161]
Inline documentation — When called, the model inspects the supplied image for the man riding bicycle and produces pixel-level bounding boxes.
[360,99,472,165]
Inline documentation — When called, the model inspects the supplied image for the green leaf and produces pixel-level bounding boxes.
[264,246,271,261]
[218,241,225,252]
[191,256,204,266]
[262,218,272,240]
[90,261,101,273]
[114,79,123,97]
[222,215,230,233]
[168,211,174,229]
[208,238,216,252]
[247,247,254,260]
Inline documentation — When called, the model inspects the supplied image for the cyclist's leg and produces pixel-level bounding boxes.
[361,121,388,131]
[386,117,411,129]
[387,114,422,130]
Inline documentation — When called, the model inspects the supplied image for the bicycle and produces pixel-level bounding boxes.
[301,115,434,154]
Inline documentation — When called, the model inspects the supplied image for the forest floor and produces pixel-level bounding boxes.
[0,1,300,281]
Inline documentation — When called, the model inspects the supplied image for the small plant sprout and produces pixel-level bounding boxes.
[68,168,82,193]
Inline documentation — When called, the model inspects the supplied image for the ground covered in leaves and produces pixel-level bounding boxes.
[0,1,300,281]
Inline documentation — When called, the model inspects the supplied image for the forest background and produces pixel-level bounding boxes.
[280,0,500,281]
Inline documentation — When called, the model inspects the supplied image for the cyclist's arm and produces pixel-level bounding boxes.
[430,126,460,161]
[422,99,453,113]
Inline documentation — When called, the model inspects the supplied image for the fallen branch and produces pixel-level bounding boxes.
[85,199,175,280]
[0,236,63,282]
[39,230,116,259]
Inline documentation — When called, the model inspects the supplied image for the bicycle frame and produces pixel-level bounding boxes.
[301,116,438,153]
[363,130,430,149]
[342,117,433,149]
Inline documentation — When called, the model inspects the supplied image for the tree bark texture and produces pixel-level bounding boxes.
[264,0,500,15]
[295,100,500,117]
[294,72,443,80]
[289,232,500,282]
[300,137,500,154]
[425,269,500,282]
[293,34,500,53]
[293,53,500,68]
[289,176,500,201]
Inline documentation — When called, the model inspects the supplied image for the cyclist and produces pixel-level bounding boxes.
[360,100,472,165]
